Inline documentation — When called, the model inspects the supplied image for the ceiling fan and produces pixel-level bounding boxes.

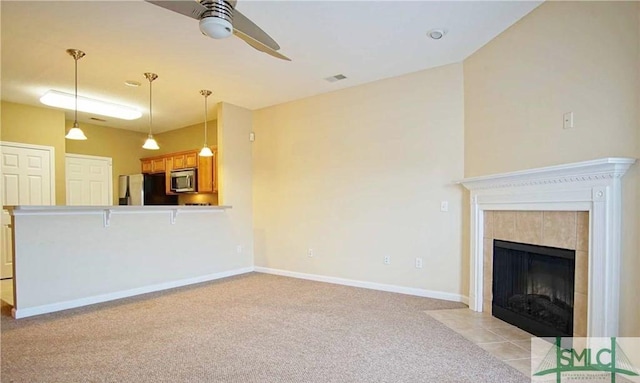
[146,0,290,61]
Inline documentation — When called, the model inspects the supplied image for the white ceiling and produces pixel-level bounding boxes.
[1,0,541,133]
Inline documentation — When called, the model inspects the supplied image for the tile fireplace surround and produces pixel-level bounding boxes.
[458,158,636,337]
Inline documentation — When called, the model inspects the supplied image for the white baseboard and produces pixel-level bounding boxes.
[254,267,466,303]
[12,267,254,319]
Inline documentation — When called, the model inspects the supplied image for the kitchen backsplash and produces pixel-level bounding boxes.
[178,193,218,206]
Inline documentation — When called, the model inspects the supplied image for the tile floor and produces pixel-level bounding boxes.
[426,308,533,377]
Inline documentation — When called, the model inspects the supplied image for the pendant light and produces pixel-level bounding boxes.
[199,90,214,157]
[65,49,88,140]
[142,72,160,150]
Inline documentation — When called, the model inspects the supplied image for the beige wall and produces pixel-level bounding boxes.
[464,1,640,335]
[252,64,465,296]
[65,121,147,205]
[636,2,640,339]
[217,102,253,266]
[154,120,217,156]
[1,101,67,205]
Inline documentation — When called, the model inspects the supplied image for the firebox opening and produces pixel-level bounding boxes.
[492,240,575,337]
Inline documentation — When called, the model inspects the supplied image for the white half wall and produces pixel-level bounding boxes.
[11,207,251,317]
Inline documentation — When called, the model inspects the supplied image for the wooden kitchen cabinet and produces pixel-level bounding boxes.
[141,156,166,174]
[197,147,217,193]
[151,157,166,173]
[172,151,198,169]
[173,154,185,169]
[141,147,216,193]
[165,157,175,195]
[185,151,198,168]
[141,159,152,173]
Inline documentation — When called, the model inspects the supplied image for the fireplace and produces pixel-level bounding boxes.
[492,240,575,337]
[458,157,636,337]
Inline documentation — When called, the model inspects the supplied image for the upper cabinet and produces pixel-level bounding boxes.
[172,151,198,170]
[151,158,166,173]
[141,147,216,194]
[141,157,165,174]
[141,159,152,173]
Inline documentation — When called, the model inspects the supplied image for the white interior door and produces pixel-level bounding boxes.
[66,154,112,206]
[1,142,54,205]
[1,211,12,279]
[0,141,55,279]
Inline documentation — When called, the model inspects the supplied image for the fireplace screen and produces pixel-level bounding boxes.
[492,240,575,337]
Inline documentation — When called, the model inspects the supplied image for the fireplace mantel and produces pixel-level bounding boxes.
[458,157,636,337]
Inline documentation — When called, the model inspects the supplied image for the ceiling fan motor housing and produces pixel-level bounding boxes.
[199,0,234,39]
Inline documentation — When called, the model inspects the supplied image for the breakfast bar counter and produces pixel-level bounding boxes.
[7,204,253,319]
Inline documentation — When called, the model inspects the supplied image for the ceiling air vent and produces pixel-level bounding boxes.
[324,74,347,83]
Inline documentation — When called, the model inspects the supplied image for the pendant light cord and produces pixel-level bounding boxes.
[200,90,212,148]
[144,73,158,137]
[148,78,152,135]
[74,55,78,124]
[204,93,208,145]
[66,49,85,129]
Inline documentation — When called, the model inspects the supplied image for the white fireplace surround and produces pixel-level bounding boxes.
[458,157,636,337]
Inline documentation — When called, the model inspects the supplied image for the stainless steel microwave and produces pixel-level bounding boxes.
[170,168,197,193]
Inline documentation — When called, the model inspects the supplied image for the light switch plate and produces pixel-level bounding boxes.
[563,112,574,129]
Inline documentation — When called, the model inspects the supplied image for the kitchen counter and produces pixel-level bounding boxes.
[7,204,253,319]
[7,205,231,226]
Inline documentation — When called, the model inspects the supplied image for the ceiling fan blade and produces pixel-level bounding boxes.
[233,29,291,61]
[145,0,207,20]
[233,9,280,51]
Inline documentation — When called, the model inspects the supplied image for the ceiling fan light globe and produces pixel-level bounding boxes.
[199,17,233,39]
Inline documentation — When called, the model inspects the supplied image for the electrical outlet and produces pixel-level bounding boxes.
[415,257,423,268]
[307,248,314,257]
[383,256,391,265]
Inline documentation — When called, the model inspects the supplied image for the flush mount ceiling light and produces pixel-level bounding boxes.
[198,89,214,157]
[124,80,142,87]
[41,90,143,121]
[427,29,447,40]
[142,72,160,150]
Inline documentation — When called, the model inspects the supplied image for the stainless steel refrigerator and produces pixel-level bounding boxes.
[118,174,143,205]
[118,174,177,206]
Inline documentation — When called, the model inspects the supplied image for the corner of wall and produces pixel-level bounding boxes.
[216,102,254,267]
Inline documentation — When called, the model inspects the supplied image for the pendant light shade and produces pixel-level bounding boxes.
[199,146,213,157]
[143,134,160,150]
[66,123,88,140]
[199,89,214,157]
[143,72,160,150]
[65,49,88,140]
